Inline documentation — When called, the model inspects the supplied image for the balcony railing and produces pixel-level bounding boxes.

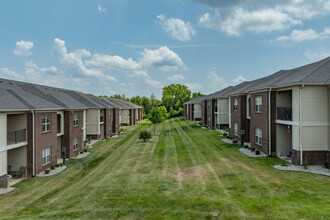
[277,107,292,121]
[7,129,27,145]
[100,116,104,123]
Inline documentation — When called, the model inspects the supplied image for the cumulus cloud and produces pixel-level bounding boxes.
[232,75,247,83]
[98,4,106,13]
[13,40,34,56]
[139,46,185,71]
[207,68,228,90]
[145,78,163,88]
[305,47,330,61]
[276,28,330,42]
[185,82,203,92]
[157,14,195,41]
[86,54,141,72]
[0,67,22,79]
[196,0,330,35]
[166,74,185,82]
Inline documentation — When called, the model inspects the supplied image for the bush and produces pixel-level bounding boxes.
[139,130,152,142]
[55,164,60,168]
[232,139,238,144]
[228,136,232,140]
[251,148,256,152]
[83,148,88,153]
[58,163,64,166]
[255,150,260,155]
[243,144,249,148]
[80,151,84,154]
[44,169,50,174]
[224,128,229,132]
[87,138,91,144]
[50,165,55,170]
[324,162,329,169]
[303,159,308,169]
[223,132,227,137]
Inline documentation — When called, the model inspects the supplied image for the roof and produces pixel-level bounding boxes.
[184,96,205,105]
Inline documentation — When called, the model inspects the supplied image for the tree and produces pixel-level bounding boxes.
[192,92,204,99]
[158,106,169,119]
[148,107,165,133]
[139,130,152,142]
[162,84,191,113]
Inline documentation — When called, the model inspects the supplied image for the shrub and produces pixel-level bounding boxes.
[58,163,64,166]
[50,165,55,170]
[243,144,249,148]
[251,148,255,152]
[323,162,329,169]
[232,139,238,144]
[55,164,60,168]
[139,130,152,142]
[303,159,308,169]
[44,169,50,174]
[83,148,88,153]
[248,147,251,150]
[224,128,229,132]
[87,138,91,144]
[223,132,227,137]
[228,136,232,140]
[80,151,84,154]
[255,150,260,155]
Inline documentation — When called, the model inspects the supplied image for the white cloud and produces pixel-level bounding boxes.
[98,4,106,13]
[166,74,185,82]
[145,78,163,88]
[276,28,330,42]
[157,14,195,41]
[139,46,185,71]
[196,0,330,35]
[128,70,149,78]
[185,82,203,92]
[305,47,330,61]
[207,68,228,90]
[13,40,34,56]
[232,75,247,83]
[0,68,22,79]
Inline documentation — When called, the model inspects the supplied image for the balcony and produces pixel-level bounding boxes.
[7,129,27,146]
[277,107,292,121]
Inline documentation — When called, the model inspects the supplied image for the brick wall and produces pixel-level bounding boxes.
[113,108,120,133]
[105,108,114,137]
[230,95,248,142]
[249,91,277,155]
[34,112,58,175]
[27,113,33,177]
[0,174,7,188]
[64,111,83,158]
[292,150,329,165]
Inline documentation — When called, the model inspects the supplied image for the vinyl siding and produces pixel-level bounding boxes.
[292,125,299,151]
[219,99,229,124]
[121,109,130,124]
[86,109,99,134]
[292,86,299,123]
[302,127,328,151]
[0,151,7,176]
[194,104,202,119]
[302,86,328,123]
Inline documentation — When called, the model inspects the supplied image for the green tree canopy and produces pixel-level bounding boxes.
[148,107,165,133]
[192,92,204,99]
[162,84,191,112]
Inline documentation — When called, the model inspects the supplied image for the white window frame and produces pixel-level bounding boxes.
[255,96,262,113]
[73,113,79,127]
[234,123,238,136]
[42,116,51,132]
[255,128,262,145]
[73,138,78,150]
[233,98,238,111]
[42,148,51,165]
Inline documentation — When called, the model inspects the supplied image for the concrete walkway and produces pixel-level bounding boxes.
[36,166,67,178]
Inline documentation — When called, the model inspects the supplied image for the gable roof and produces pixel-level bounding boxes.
[184,96,205,105]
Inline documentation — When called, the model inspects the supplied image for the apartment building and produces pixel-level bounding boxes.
[183,96,203,122]
[0,78,142,188]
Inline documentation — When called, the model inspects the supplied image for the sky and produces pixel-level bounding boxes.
[1,0,330,99]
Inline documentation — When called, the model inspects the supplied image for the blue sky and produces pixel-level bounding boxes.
[1,0,330,98]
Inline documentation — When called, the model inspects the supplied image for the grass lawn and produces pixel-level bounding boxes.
[0,117,329,219]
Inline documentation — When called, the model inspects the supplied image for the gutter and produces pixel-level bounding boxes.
[299,84,305,165]
[268,88,272,156]
[31,110,35,176]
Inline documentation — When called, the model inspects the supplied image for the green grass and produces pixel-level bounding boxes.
[0,118,329,219]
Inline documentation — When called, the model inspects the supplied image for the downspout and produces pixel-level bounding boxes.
[299,84,305,165]
[31,110,35,176]
[268,88,272,156]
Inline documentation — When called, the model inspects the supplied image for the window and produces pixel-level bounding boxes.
[255,96,262,113]
[234,123,238,136]
[42,116,51,132]
[73,138,78,150]
[255,128,262,145]
[73,113,78,126]
[233,98,238,111]
[42,148,51,165]
[109,110,111,117]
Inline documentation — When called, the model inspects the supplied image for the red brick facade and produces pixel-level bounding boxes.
[34,112,58,175]
[229,95,249,142]
[291,150,329,165]
[64,111,83,158]
[0,174,7,188]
